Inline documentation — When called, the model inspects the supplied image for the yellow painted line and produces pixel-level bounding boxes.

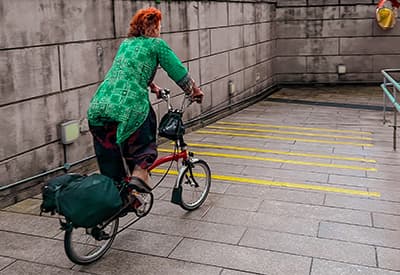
[197,130,374,147]
[184,143,376,163]
[217,121,373,135]
[207,125,373,141]
[151,168,381,198]
[158,148,376,171]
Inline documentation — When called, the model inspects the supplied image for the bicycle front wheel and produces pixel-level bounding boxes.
[64,218,119,265]
[178,159,211,211]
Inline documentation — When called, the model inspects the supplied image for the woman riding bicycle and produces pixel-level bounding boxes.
[87,7,204,190]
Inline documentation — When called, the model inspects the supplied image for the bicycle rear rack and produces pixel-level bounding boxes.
[381,69,400,150]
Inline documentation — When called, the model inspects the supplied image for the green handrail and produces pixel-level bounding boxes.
[381,84,400,112]
[381,69,400,150]
[382,69,400,91]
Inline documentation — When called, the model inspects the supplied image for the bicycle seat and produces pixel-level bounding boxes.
[129,176,152,193]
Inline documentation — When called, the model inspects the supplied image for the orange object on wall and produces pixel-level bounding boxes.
[376,0,399,30]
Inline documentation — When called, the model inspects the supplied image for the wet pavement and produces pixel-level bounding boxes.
[1,86,400,274]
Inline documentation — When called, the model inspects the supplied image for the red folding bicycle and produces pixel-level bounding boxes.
[63,89,212,265]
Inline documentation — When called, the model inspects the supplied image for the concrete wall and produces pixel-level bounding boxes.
[0,0,276,205]
[275,0,400,84]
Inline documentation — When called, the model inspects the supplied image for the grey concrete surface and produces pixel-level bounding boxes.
[2,86,400,274]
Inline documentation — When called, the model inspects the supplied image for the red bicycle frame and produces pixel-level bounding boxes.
[147,149,188,171]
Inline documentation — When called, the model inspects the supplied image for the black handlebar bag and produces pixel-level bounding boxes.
[158,110,185,140]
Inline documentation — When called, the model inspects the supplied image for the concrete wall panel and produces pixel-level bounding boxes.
[211,26,243,54]
[307,56,373,73]
[243,3,257,24]
[200,53,229,84]
[373,56,400,72]
[256,3,274,22]
[244,24,257,46]
[256,42,273,63]
[309,0,339,5]
[340,5,374,19]
[159,1,199,32]
[0,47,59,106]
[163,31,199,61]
[199,2,228,29]
[277,0,307,7]
[277,38,339,56]
[276,7,339,20]
[60,39,120,90]
[228,2,243,25]
[0,143,63,186]
[0,95,62,161]
[0,0,114,49]
[340,37,400,55]
[274,57,307,74]
[211,78,230,108]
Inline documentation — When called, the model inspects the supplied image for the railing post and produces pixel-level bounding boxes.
[381,69,400,151]
[383,77,387,124]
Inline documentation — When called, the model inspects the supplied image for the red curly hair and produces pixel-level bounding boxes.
[127,7,162,38]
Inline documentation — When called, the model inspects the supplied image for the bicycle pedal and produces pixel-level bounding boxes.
[91,227,110,241]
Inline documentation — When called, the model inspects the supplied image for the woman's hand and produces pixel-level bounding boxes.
[149,83,162,99]
[191,86,204,104]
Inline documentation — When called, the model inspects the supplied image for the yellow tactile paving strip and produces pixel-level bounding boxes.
[158,120,380,197]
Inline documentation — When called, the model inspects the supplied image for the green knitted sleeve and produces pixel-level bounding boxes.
[156,39,189,83]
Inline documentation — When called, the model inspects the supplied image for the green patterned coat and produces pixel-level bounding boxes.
[87,37,189,144]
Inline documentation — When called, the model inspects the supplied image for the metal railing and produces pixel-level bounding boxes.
[381,69,400,150]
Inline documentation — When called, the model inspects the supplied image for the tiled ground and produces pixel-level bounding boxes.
[1,86,400,274]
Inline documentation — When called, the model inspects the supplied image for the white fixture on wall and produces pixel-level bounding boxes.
[337,64,347,75]
[60,120,80,145]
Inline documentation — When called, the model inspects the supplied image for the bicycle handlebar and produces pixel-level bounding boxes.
[158,88,194,113]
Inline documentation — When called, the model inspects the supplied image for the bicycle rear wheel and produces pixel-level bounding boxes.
[178,159,211,211]
[64,218,119,265]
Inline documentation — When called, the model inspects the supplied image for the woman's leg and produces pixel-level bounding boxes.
[122,107,158,186]
[89,123,126,182]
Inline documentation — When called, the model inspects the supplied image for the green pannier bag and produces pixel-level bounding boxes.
[57,173,123,228]
[41,173,82,215]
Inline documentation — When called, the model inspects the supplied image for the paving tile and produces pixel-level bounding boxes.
[3,198,42,215]
[318,221,400,248]
[203,206,319,236]
[0,211,61,238]
[221,269,255,275]
[0,256,15,271]
[240,228,376,266]
[369,188,400,203]
[170,238,311,275]
[130,214,247,245]
[329,174,400,190]
[212,194,263,211]
[270,168,329,183]
[325,194,400,215]
[151,197,214,220]
[377,247,400,271]
[258,199,371,226]
[0,231,73,269]
[311,258,399,275]
[113,230,182,257]
[225,181,327,204]
[0,261,87,275]
[74,249,221,275]
[373,213,400,230]
[280,163,367,177]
